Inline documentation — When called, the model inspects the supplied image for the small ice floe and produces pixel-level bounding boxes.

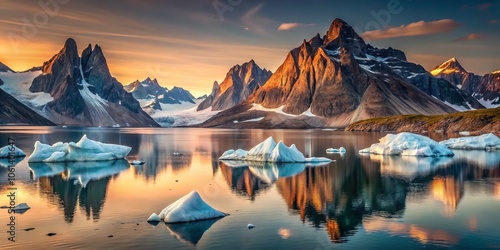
[459,131,470,136]
[147,213,161,222]
[247,224,255,229]
[13,203,30,212]
[173,152,183,156]
[360,132,454,156]
[28,134,131,163]
[0,145,26,158]
[439,133,500,150]
[62,125,67,128]
[233,120,239,123]
[219,136,332,163]
[130,160,145,165]
[326,147,346,154]
[155,191,227,223]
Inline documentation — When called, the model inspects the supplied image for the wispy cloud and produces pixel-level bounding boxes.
[361,19,462,40]
[277,22,315,31]
[477,3,495,11]
[241,3,276,35]
[489,19,499,24]
[454,33,486,42]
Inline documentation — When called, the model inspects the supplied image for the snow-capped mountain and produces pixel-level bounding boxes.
[202,18,475,128]
[124,77,195,109]
[197,60,272,111]
[0,87,54,125]
[431,58,500,107]
[1,38,159,127]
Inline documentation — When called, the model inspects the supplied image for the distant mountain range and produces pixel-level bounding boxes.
[201,18,487,128]
[124,77,195,110]
[431,58,500,107]
[0,18,499,128]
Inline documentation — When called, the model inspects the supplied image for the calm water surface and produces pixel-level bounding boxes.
[0,127,499,249]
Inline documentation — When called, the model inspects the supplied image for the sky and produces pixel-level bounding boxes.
[0,0,499,96]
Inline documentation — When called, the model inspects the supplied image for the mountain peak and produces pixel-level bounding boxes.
[431,57,467,76]
[323,18,366,56]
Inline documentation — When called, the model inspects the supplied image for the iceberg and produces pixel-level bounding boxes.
[219,136,332,163]
[147,213,161,222]
[0,145,26,158]
[439,133,500,150]
[326,147,346,154]
[28,135,131,163]
[158,191,227,223]
[130,160,145,165]
[13,203,30,212]
[362,133,454,156]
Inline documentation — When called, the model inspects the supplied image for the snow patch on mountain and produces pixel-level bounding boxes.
[0,70,53,107]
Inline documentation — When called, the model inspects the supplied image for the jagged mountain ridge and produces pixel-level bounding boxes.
[197,60,272,111]
[28,38,159,127]
[202,18,468,128]
[431,58,500,107]
[124,77,196,108]
[0,62,14,72]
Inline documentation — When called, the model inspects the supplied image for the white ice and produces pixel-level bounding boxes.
[13,203,30,211]
[219,136,332,163]
[363,132,454,156]
[28,134,132,162]
[0,145,26,158]
[326,147,346,154]
[147,213,161,222]
[439,133,500,150]
[158,191,227,223]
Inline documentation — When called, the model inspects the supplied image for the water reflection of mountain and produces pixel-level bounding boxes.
[32,160,129,223]
[219,162,271,201]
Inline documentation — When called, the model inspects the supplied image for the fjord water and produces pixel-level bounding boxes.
[1,128,499,249]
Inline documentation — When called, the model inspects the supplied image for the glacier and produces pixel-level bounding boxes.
[0,145,26,158]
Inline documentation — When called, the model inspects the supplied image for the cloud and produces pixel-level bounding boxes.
[454,33,486,41]
[361,19,462,41]
[489,19,499,24]
[277,22,315,31]
[241,3,276,35]
[477,3,495,11]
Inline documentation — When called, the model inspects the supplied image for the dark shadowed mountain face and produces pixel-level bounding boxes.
[432,58,500,107]
[0,62,14,72]
[0,88,55,125]
[29,38,159,127]
[202,18,473,128]
[124,78,195,107]
[197,60,272,111]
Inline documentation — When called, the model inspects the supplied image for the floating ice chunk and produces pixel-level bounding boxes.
[0,145,26,158]
[363,133,454,156]
[247,224,255,229]
[219,137,332,163]
[13,203,30,211]
[359,148,371,154]
[147,213,161,222]
[326,147,346,154]
[130,160,145,165]
[28,135,131,162]
[159,191,227,223]
[439,133,500,150]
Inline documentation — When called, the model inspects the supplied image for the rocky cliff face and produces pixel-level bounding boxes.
[0,88,55,125]
[431,58,500,107]
[202,18,474,128]
[197,60,272,111]
[29,38,159,127]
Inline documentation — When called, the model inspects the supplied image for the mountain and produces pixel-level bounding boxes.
[0,62,14,72]
[124,77,195,107]
[431,58,500,107]
[0,88,55,125]
[197,60,272,111]
[201,18,467,128]
[26,38,159,127]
